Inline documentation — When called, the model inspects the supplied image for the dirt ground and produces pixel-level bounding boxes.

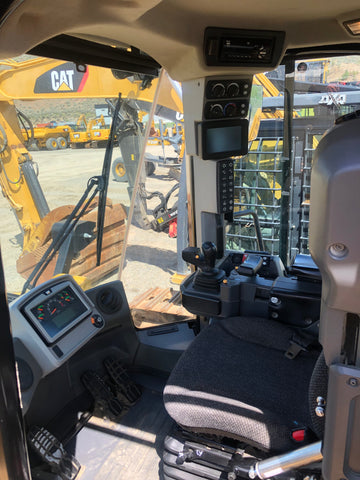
[0,145,187,310]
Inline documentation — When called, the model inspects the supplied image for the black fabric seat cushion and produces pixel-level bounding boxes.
[164,316,319,453]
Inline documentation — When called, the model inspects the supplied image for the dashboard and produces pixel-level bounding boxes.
[24,281,95,345]
[10,275,104,412]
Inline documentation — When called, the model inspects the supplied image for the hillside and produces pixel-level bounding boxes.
[11,55,360,127]
[328,56,360,82]
[14,98,114,126]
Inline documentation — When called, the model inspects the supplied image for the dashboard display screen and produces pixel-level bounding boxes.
[30,286,87,339]
[202,119,248,160]
[206,125,242,154]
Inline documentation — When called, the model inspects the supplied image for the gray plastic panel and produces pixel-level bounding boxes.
[309,118,360,364]
[13,338,43,413]
[322,363,360,480]
[137,321,195,350]
[308,118,360,480]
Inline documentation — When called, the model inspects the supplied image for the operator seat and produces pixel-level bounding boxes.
[164,316,326,453]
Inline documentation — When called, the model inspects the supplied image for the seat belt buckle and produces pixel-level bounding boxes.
[285,336,308,359]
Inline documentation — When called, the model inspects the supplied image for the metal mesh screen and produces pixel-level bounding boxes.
[227,137,283,254]
[299,132,315,254]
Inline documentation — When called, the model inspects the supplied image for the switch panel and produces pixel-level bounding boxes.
[217,159,234,213]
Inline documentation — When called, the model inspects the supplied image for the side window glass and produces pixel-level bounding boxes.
[227,56,360,262]
[227,67,285,254]
[116,75,193,329]
[288,57,360,258]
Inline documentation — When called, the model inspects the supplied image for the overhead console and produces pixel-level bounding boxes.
[204,27,285,68]
[9,275,104,412]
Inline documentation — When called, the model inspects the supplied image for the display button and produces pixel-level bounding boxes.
[52,345,63,358]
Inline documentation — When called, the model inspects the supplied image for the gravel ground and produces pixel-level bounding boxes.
[0,145,185,302]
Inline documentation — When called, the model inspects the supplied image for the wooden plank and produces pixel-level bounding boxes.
[129,287,195,328]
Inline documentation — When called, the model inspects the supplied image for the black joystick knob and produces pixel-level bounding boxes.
[201,241,217,270]
[182,242,217,271]
[182,242,225,291]
[182,246,203,268]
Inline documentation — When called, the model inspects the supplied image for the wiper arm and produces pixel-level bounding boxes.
[21,176,104,294]
[21,95,122,293]
[96,94,122,266]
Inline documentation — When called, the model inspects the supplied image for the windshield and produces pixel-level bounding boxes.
[0,56,183,308]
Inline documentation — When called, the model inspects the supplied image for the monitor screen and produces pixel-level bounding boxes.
[202,119,248,160]
[206,125,242,154]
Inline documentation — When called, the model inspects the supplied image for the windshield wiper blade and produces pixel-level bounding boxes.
[96,94,122,266]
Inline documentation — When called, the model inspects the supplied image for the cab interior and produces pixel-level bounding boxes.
[0,2,360,480]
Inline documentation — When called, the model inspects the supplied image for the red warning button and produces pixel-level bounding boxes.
[291,429,305,442]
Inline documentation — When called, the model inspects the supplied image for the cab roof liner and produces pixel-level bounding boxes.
[1,0,360,80]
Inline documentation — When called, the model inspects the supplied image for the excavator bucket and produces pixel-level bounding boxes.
[16,199,127,286]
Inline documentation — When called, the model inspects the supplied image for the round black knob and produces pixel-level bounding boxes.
[212,83,226,98]
[224,102,237,117]
[227,82,240,97]
[210,103,223,118]
[91,314,104,328]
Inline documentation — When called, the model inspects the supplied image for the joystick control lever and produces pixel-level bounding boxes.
[182,241,217,272]
[182,242,225,290]
[202,241,217,270]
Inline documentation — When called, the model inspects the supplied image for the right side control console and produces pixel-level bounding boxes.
[181,243,321,330]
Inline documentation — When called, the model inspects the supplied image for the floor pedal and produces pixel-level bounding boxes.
[28,426,81,480]
[82,369,124,419]
[103,356,142,406]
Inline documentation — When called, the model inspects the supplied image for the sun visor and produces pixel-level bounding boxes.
[28,34,160,77]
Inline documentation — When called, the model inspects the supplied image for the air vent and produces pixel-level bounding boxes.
[96,287,123,314]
